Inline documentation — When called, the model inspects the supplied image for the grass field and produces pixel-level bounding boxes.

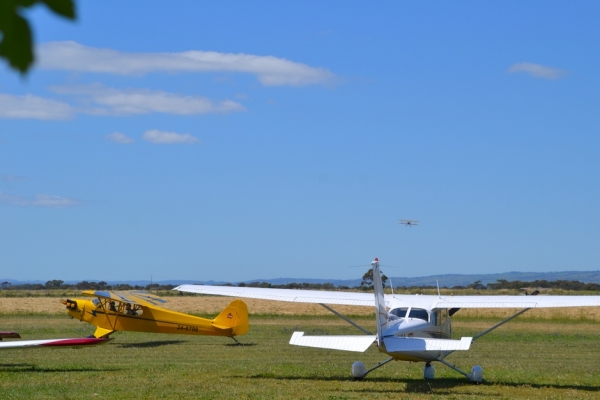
[1,296,599,399]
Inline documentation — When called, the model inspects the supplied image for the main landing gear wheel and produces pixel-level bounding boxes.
[468,366,483,383]
[352,361,367,380]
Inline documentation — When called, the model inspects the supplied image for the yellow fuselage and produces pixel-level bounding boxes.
[64,298,248,338]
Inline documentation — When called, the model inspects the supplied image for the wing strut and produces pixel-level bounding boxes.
[354,357,394,379]
[472,308,531,342]
[435,357,471,379]
[443,307,531,358]
[318,303,373,335]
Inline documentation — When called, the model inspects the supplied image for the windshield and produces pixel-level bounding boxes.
[389,308,429,322]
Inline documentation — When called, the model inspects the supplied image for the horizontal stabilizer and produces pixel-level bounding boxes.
[383,336,472,352]
[289,332,376,352]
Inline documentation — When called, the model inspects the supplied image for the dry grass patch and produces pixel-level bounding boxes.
[0,297,65,314]
[3,296,599,323]
[0,296,375,316]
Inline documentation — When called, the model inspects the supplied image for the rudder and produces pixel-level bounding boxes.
[212,300,249,336]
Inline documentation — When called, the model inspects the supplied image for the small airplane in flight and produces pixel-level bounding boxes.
[0,330,110,350]
[399,219,419,227]
[62,290,249,342]
[175,258,600,382]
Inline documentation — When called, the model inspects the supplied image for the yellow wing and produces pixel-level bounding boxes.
[81,290,168,308]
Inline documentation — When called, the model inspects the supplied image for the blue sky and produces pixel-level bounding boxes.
[1,2,599,282]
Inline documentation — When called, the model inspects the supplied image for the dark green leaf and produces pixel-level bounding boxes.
[0,12,34,73]
[41,0,76,19]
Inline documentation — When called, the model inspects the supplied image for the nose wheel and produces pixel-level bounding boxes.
[424,362,434,379]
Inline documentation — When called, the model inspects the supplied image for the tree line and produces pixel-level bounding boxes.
[0,280,176,291]
[2,276,599,292]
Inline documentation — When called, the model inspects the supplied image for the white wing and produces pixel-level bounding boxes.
[290,332,376,352]
[175,284,389,307]
[388,294,600,309]
[175,285,600,309]
[0,337,111,350]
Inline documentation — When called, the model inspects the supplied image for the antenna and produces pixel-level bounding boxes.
[436,280,441,298]
[389,276,395,297]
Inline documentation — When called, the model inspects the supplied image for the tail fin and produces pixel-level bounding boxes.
[212,300,249,336]
[371,258,387,347]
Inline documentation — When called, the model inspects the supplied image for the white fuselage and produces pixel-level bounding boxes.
[378,304,453,361]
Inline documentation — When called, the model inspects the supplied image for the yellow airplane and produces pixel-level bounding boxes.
[62,290,249,342]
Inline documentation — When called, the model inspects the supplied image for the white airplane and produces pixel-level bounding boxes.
[174,259,600,382]
[0,330,111,350]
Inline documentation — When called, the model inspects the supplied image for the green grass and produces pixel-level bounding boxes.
[1,314,599,399]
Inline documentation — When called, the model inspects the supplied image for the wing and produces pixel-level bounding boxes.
[174,285,600,309]
[290,332,376,352]
[174,285,390,307]
[388,294,600,309]
[82,290,168,308]
[0,337,111,350]
[288,332,472,352]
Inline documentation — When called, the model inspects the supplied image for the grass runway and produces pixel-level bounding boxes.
[1,298,600,399]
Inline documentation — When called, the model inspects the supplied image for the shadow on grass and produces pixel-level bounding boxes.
[0,364,121,373]
[246,374,600,394]
[224,342,256,347]
[117,340,187,348]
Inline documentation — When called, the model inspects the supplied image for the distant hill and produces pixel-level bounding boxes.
[388,270,600,287]
[2,270,600,288]
[237,270,600,288]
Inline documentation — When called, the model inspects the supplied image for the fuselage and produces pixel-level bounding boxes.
[378,302,453,362]
[64,297,247,337]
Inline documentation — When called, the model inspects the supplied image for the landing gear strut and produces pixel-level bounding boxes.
[436,357,483,383]
[352,357,394,379]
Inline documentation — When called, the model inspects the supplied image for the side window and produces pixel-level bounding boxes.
[434,310,442,326]
[441,309,448,325]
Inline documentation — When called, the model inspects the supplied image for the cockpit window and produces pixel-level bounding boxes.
[389,308,408,318]
[389,308,429,322]
[409,309,429,321]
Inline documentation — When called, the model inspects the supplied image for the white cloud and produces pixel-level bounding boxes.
[143,130,200,144]
[507,62,566,79]
[50,84,245,116]
[31,194,81,207]
[0,175,27,182]
[106,132,134,144]
[0,93,74,120]
[37,41,336,86]
[0,192,81,207]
